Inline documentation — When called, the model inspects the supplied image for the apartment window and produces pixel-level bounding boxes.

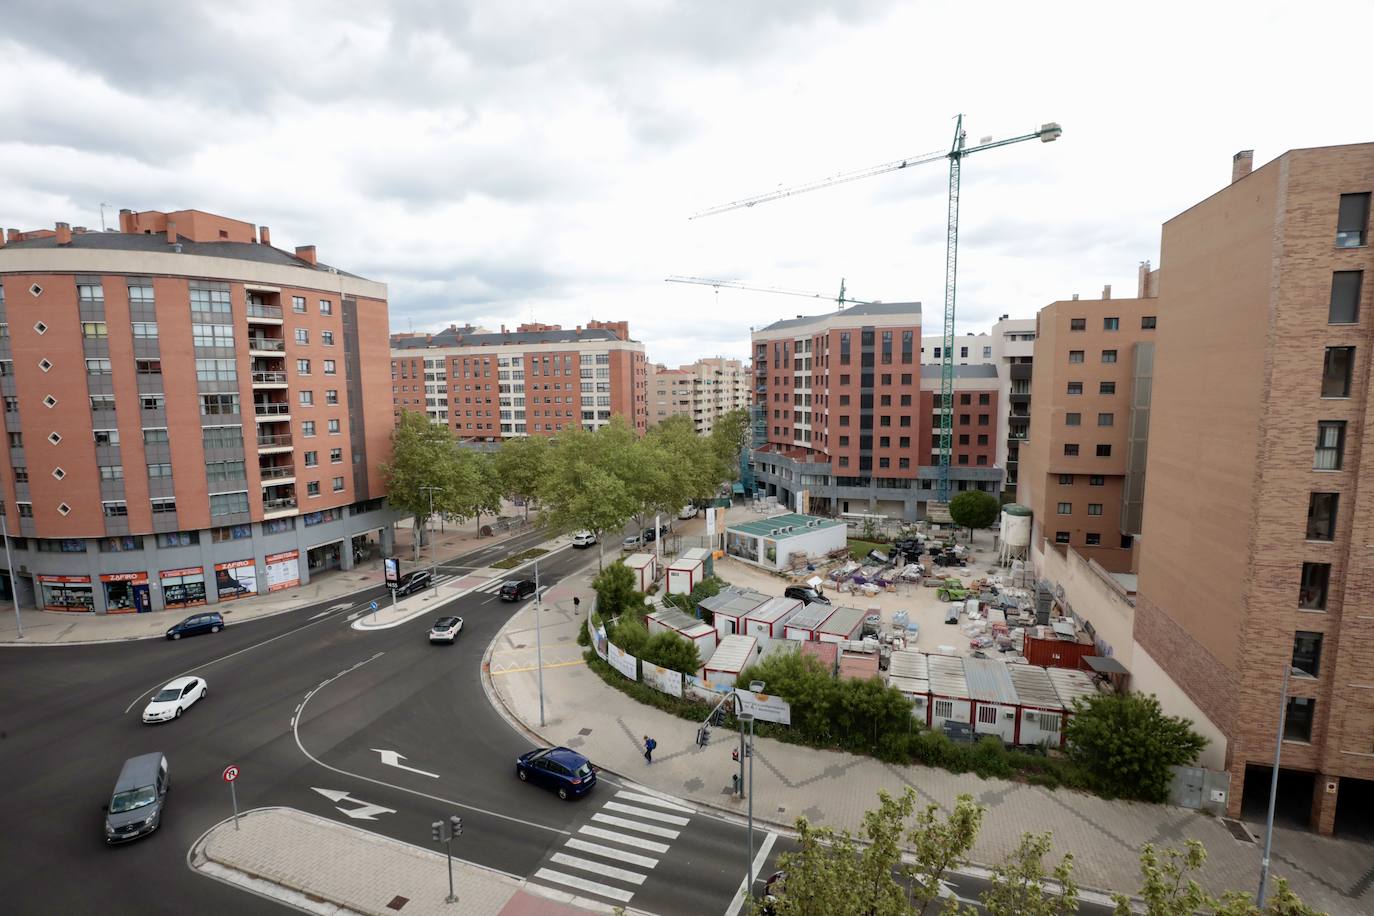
[1067,382,1082,395]
[1306,492,1338,540]
[1321,347,1355,397]
[295,328,309,345]
[1087,503,1103,516]
[1089,475,1104,486]
[319,299,333,315]
[302,421,316,437]
[325,389,339,406]
[299,390,314,406]
[147,463,173,478]
[958,434,969,445]
[136,358,164,376]
[332,476,345,492]
[321,330,335,346]
[1284,697,1315,743]
[150,498,176,514]
[839,332,850,364]
[330,448,342,463]
[1070,318,1086,331]
[1292,631,1323,677]
[132,321,158,338]
[1299,562,1331,610]
[1064,443,1079,456]
[89,395,114,412]
[17,502,33,518]
[838,456,849,468]
[1314,421,1346,470]
[205,460,246,482]
[93,429,119,446]
[881,330,892,364]
[95,465,123,483]
[1065,413,1081,426]
[192,324,234,348]
[211,524,251,543]
[901,330,913,364]
[1055,531,1070,544]
[202,426,243,449]
[1141,316,1157,329]
[1329,271,1362,324]
[323,359,336,375]
[327,419,340,434]
[292,296,307,313]
[141,394,164,411]
[1056,502,1072,515]
[189,287,231,313]
[1069,350,1084,364]
[1098,412,1114,426]
[899,457,910,469]
[195,359,235,382]
[81,321,108,339]
[1336,192,1370,248]
[979,393,990,405]
[303,450,319,467]
[86,358,112,375]
[959,346,968,358]
[209,491,249,517]
[1059,474,1074,485]
[1085,533,1101,546]
[1096,444,1112,457]
[1100,381,1116,395]
[200,394,239,416]
[102,501,128,518]
[959,394,971,406]
[297,359,311,375]
[13,466,28,482]
[1101,350,1118,363]
[307,481,321,497]
[838,436,849,447]
[1103,317,1119,331]
[983,346,992,358]
[933,348,941,358]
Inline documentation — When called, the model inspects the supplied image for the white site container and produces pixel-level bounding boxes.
[743,597,803,639]
[886,649,930,722]
[927,654,972,731]
[703,634,758,689]
[784,603,837,641]
[665,553,705,595]
[1006,664,1065,748]
[699,587,770,638]
[645,605,719,663]
[962,657,1020,744]
[624,552,657,592]
[816,606,865,644]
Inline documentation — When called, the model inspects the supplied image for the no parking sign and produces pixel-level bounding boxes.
[223,764,241,829]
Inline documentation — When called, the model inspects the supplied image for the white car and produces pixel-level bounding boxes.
[142,676,207,723]
[572,530,597,548]
[428,616,464,643]
[678,505,697,520]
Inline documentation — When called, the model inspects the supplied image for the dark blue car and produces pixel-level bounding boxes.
[165,612,224,640]
[515,747,596,800]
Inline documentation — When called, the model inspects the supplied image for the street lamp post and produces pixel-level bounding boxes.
[419,486,442,597]
[739,711,756,891]
[534,558,545,727]
[2,512,21,639]
[1258,663,1308,907]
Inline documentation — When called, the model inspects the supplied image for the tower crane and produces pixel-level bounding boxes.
[665,275,874,308]
[691,115,1062,505]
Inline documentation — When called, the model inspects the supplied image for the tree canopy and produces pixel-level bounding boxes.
[948,489,1000,539]
[1064,692,1207,803]
[494,435,550,519]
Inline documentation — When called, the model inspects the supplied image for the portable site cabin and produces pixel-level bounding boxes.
[645,606,718,661]
[800,639,839,676]
[962,657,1020,744]
[624,552,657,592]
[1046,666,1098,726]
[699,587,770,638]
[927,654,973,731]
[816,606,866,644]
[838,641,881,681]
[784,603,837,641]
[666,549,708,595]
[886,649,930,722]
[703,634,757,688]
[1006,664,1066,748]
[743,596,803,639]
[724,513,847,571]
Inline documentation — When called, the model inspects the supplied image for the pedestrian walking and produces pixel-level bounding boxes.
[643,735,656,764]
[573,595,581,615]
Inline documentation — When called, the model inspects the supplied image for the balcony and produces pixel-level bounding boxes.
[263,496,297,517]
[248,337,285,353]
[251,370,288,387]
[254,402,291,421]
[259,464,296,482]
[246,303,284,323]
[256,432,293,452]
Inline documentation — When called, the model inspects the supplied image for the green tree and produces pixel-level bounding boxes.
[460,450,504,536]
[381,411,462,560]
[981,832,1078,916]
[1064,693,1207,802]
[640,630,701,674]
[541,424,638,567]
[947,489,999,540]
[494,435,550,520]
[1115,842,1321,916]
[608,613,650,663]
[592,562,641,621]
[709,407,751,486]
[645,416,717,511]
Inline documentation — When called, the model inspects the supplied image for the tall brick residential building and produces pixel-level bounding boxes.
[648,357,750,434]
[390,321,648,439]
[0,209,397,614]
[1132,144,1374,833]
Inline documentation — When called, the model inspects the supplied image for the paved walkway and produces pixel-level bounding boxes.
[191,807,601,915]
[486,567,1374,916]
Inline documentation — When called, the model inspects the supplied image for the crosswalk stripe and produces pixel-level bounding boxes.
[591,813,680,839]
[602,801,692,826]
[578,825,671,853]
[614,790,694,814]
[533,868,634,903]
[550,852,647,885]
[564,838,659,869]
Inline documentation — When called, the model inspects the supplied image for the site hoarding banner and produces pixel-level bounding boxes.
[607,642,638,681]
[685,673,729,704]
[642,662,683,698]
[733,688,792,725]
[591,618,609,661]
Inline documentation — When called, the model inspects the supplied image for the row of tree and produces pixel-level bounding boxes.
[382,408,752,560]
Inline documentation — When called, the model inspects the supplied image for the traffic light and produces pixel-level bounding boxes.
[696,726,710,747]
[711,707,725,727]
[431,820,445,842]
[449,815,463,837]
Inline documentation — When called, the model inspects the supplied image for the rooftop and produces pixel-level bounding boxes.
[757,300,921,333]
[726,513,845,538]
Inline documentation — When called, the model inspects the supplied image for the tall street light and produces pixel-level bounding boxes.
[534,558,545,727]
[419,486,442,597]
[1258,662,1311,907]
[2,511,21,639]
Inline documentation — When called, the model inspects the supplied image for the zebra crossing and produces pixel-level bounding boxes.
[530,789,694,905]
[471,578,547,597]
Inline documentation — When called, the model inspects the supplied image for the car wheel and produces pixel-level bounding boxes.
[174,707,182,719]
[172,632,181,639]
[211,625,221,633]
[517,769,528,781]
[558,786,570,800]
[200,688,207,699]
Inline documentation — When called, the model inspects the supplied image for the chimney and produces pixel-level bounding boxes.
[500,324,507,334]
[55,222,72,245]
[72,226,87,234]
[259,226,271,246]
[1072,293,1079,300]
[165,220,177,245]
[1137,260,1152,298]
[1231,150,1254,184]
[119,209,134,233]
[294,244,317,265]
[1101,284,1112,300]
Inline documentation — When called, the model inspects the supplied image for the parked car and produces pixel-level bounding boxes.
[428,616,463,644]
[103,753,169,845]
[165,612,224,640]
[515,746,597,800]
[142,677,207,723]
[499,579,538,602]
[396,570,432,596]
[761,870,787,915]
[624,524,669,548]
[678,504,697,520]
[572,530,597,548]
[784,585,830,606]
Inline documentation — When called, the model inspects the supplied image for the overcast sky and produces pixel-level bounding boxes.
[3,1,1369,366]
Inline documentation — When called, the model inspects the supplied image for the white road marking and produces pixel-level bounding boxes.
[602,801,691,826]
[563,838,658,869]
[370,749,440,779]
[725,830,778,916]
[591,813,680,839]
[310,787,397,821]
[577,825,670,853]
[549,852,647,885]
[533,868,634,903]
[613,790,694,814]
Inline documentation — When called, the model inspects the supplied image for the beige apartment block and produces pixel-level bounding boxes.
[648,357,750,434]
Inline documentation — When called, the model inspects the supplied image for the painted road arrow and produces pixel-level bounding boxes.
[311,787,397,820]
[371,748,440,778]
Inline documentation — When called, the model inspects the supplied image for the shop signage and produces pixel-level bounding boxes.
[37,574,92,584]
[99,572,148,583]
[215,559,258,601]
[265,550,301,592]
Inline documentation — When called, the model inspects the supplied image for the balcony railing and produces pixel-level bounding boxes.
[247,337,285,351]
[247,303,283,319]
[257,432,293,448]
[251,370,288,384]
[259,465,296,481]
[263,497,297,512]
[254,402,290,416]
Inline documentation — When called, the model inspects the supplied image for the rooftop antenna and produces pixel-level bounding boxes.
[99,203,109,232]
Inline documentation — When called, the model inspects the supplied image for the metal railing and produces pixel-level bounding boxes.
[251,370,287,384]
[247,338,285,351]
[256,432,293,447]
[247,303,283,319]
[254,402,290,416]
[263,497,297,511]
[259,465,295,481]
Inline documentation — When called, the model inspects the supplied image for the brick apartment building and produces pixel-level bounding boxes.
[390,320,647,440]
[1018,285,1160,574]
[0,209,397,614]
[1131,144,1374,833]
[648,357,750,434]
[749,301,1001,520]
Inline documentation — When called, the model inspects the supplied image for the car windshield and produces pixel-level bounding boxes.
[434,618,458,628]
[152,688,182,702]
[572,761,592,778]
[110,786,156,813]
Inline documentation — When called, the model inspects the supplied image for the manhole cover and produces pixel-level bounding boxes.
[578,727,593,736]
[1223,819,1255,843]
[386,895,409,910]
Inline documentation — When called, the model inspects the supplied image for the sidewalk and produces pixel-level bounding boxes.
[486,568,1373,916]
[190,807,602,915]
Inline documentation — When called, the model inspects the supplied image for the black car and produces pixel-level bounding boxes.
[499,579,537,602]
[165,612,224,640]
[396,570,432,596]
[784,585,830,606]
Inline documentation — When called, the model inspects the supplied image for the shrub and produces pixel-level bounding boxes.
[592,562,641,620]
[640,630,702,674]
[1064,692,1207,803]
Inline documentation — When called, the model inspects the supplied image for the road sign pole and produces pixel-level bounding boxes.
[230,779,239,830]
[535,558,545,728]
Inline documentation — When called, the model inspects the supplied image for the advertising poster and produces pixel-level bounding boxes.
[215,559,258,601]
[733,687,792,725]
[685,673,728,704]
[384,557,400,588]
[593,622,609,661]
[607,642,639,681]
[265,550,301,592]
[642,663,683,698]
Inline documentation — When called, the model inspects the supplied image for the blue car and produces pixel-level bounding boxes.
[165,612,225,640]
[515,747,596,800]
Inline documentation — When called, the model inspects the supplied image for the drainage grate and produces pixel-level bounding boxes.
[578,727,593,736]
[386,895,409,910]
[1223,819,1255,843]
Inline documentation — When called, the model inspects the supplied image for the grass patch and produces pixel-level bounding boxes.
[491,547,548,570]
[847,538,887,561]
